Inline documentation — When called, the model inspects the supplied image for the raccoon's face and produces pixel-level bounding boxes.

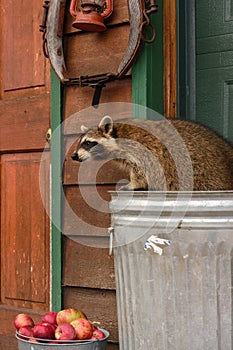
[71,116,117,162]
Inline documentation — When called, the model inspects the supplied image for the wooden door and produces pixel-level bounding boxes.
[0,0,50,348]
[196,0,233,141]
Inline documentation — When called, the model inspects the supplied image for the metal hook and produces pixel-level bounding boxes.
[140,10,157,43]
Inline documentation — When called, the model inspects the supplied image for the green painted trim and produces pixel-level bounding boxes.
[176,0,196,120]
[132,0,164,119]
[50,69,62,311]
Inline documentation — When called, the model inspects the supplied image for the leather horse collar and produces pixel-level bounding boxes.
[40,0,158,107]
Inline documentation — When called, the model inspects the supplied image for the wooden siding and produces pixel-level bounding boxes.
[64,80,132,119]
[62,1,131,348]
[1,0,48,94]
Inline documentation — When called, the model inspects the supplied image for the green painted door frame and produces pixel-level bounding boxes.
[177,0,233,142]
[176,0,196,120]
[50,69,62,311]
[132,0,164,118]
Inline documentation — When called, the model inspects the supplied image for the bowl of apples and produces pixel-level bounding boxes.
[14,308,109,349]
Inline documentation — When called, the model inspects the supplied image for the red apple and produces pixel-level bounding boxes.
[41,311,57,326]
[56,308,87,325]
[55,323,76,340]
[18,326,34,340]
[40,322,56,332]
[14,314,34,330]
[70,318,93,340]
[33,322,55,340]
[91,328,105,340]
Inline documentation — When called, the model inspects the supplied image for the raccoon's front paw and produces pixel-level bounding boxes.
[118,183,147,191]
[118,183,134,191]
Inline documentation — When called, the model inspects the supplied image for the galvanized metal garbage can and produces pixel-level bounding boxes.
[110,191,233,350]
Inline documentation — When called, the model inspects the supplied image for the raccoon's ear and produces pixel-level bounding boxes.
[98,115,113,135]
[81,125,89,133]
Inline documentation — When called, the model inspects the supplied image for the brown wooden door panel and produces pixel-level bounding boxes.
[0,0,50,347]
[2,0,46,92]
[0,95,50,152]
[1,153,50,310]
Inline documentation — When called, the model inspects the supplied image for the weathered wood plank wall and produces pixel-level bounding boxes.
[62,1,131,348]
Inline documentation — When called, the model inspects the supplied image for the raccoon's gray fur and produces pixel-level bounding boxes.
[71,116,233,191]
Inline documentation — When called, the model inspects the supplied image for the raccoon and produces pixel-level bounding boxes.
[71,115,233,191]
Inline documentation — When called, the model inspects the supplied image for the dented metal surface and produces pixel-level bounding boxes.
[111,191,233,350]
[110,191,233,236]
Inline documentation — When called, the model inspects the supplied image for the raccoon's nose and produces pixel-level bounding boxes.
[71,152,79,161]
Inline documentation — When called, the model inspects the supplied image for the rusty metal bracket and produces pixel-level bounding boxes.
[66,72,117,107]
[66,72,116,87]
[39,0,50,58]
[40,0,50,34]
[140,0,158,43]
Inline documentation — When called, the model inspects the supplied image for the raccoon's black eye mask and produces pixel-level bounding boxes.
[82,140,98,150]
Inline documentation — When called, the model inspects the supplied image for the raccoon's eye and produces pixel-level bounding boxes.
[82,140,98,150]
